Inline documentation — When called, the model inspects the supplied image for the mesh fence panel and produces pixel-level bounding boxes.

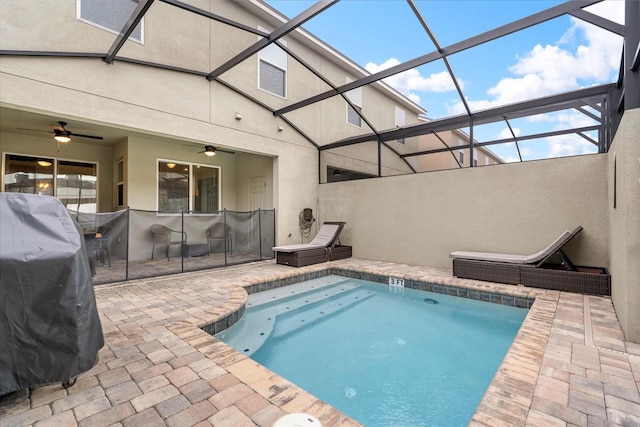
[71,208,275,285]
[68,209,129,285]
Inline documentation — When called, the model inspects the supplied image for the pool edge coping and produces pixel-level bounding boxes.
[187,262,559,426]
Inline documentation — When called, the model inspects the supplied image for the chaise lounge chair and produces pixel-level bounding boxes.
[273,221,352,267]
[450,226,583,284]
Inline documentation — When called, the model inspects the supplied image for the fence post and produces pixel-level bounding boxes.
[125,207,130,281]
[223,209,228,266]
[181,208,185,272]
[258,208,263,261]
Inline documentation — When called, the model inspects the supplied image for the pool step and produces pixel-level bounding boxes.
[219,282,373,356]
[271,288,374,340]
[247,275,353,308]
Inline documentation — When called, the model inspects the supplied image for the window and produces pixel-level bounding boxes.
[3,154,97,212]
[395,107,405,145]
[346,77,362,127]
[78,0,143,43]
[457,138,465,165]
[473,149,478,167]
[259,60,286,96]
[258,27,287,97]
[116,159,124,207]
[57,160,98,212]
[158,161,220,213]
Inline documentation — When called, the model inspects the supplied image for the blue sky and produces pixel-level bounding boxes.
[266,0,625,163]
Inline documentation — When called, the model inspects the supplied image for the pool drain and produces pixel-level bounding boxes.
[424,298,439,304]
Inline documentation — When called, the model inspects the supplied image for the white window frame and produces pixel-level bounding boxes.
[116,158,125,208]
[156,159,222,214]
[258,26,287,98]
[76,0,144,44]
[346,77,363,128]
[2,152,99,212]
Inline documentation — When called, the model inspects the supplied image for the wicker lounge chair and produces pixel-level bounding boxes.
[273,221,352,267]
[450,226,583,284]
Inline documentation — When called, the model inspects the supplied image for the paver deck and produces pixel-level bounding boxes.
[1,258,639,426]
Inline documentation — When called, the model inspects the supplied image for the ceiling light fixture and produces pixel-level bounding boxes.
[54,134,71,143]
[37,160,52,167]
[204,145,217,156]
[166,163,176,169]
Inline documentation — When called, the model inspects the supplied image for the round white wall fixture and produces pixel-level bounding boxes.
[273,413,322,427]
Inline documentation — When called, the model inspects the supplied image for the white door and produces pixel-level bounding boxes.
[250,175,266,211]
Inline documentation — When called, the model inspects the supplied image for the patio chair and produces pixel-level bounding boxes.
[93,226,112,267]
[150,224,187,261]
[272,221,352,267]
[206,223,232,255]
[449,226,583,284]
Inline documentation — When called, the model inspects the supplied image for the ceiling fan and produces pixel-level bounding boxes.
[18,121,104,144]
[197,144,236,156]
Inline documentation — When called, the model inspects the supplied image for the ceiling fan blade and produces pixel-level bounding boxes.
[68,132,104,140]
[17,128,54,133]
[185,142,235,155]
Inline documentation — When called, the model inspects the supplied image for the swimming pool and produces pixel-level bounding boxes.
[217,275,528,426]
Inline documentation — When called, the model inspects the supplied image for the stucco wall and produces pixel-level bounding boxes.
[0,0,421,246]
[607,108,640,343]
[318,154,609,270]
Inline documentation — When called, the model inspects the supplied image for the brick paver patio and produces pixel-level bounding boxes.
[1,258,639,426]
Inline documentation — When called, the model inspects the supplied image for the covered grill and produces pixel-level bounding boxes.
[0,193,103,395]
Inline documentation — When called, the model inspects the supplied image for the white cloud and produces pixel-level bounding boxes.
[497,126,521,140]
[546,134,598,158]
[502,146,532,163]
[545,110,599,157]
[503,156,521,163]
[447,0,623,114]
[583,0,625,24]
[365,58,461,104]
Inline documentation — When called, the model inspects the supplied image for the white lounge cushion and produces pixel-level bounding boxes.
[271,244,326,253]
[448,251,529,264]
[272,224,340,253]
[449,229,572,265]
[521,230,572,264]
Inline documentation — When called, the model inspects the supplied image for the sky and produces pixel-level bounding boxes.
[265,0,625,163]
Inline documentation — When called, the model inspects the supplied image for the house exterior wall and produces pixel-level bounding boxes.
[318,154,609,270]
[0,0,422,245]
[607,108,640,343]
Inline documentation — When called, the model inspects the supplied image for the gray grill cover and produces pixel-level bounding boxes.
[0,193,104,395]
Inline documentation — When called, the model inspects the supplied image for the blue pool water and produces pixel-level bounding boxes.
[217,276,527,427]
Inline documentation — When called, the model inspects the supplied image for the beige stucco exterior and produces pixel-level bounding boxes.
[318,153,609,270]
[607,108,640,342]
[0,0,423,247]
